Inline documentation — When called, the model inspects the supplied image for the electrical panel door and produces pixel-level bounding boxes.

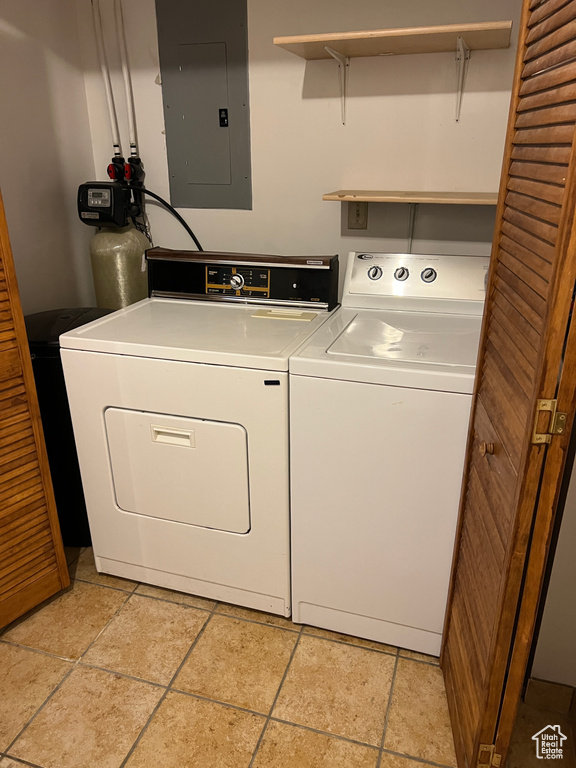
[156,0,252,210]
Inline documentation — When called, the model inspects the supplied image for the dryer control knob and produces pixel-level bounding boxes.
[230,273,245,290]
[394,267,409,281]
[421,267,437,283]
[367,266,383,281]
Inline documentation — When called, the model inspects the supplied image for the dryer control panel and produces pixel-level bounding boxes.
[146,248,339,310]
[206,266,270,298]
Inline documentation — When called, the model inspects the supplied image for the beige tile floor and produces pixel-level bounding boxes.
[0,547,457,768]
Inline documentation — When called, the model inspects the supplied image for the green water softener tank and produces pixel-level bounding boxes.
[89,225,149,309]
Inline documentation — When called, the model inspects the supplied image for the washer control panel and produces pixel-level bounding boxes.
[348,252,490,307]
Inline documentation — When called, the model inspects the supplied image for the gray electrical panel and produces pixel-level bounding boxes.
[156,0,252,210]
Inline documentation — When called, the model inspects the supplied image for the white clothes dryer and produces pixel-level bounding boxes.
[60,248,338,616]
[289,251,488,653]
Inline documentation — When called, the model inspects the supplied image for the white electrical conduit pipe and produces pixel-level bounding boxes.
[114,0,139,157]
[91,0,123,157]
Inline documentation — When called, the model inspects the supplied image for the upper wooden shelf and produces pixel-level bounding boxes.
[323,190,499,205]
[273,21,512,60]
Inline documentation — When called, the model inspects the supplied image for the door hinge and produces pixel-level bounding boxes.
[532,399,568,445]
[478,744,502,768]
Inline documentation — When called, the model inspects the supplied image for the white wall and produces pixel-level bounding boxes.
[0,0,96,314]
[532,469,576,688]
[77,0,522,273]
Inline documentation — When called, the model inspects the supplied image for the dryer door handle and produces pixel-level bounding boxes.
[151,425,195,448]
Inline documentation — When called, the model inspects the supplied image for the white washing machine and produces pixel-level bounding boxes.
[289,251,488,653]
[60,248,338,616]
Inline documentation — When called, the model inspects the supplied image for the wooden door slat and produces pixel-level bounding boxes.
[498,240,551,299]
[503,206,558,245]
[0,545,58,590]
[495,262,547,330]
[507,175,565,205]
[0,437,36,466]
[526,2,576,44]
[499,235,553,292]
[523,38,576,78]
[1,500,48,533]
[517,82,576,112]
[486,330,533,399]
[478,354,527,469]
[513,125,575,144]
[467,463,509,558]
[509,160,568,185]
[515,104,576,128]
[491,299,539,369]
[501,219,556,263]
[0,473,43,506]
[0,528,53,566]
[521,58,576,95]
[492,287,540,351]
[1,564,58,605]
[0,458,39,486]
[481,337,532,420]
[0,347,21,383]
[524,19,576,62]
[503,205,558,245]
[505,190,562,226]
[528,0,572,28]
[511,144,572,163]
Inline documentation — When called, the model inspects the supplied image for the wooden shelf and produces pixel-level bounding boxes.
[323,190,499,205]
[273,21,512,60]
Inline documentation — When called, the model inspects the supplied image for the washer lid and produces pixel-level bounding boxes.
[289,308,482,394]
[59,297,330,371]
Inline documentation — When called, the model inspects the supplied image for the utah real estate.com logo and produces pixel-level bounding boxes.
[532,725,568,759]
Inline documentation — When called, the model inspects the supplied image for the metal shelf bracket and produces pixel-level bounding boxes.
[455,36,471,122]
[407,202,418,253]
[324,46,350,125]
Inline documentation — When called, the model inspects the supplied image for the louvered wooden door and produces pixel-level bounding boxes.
[0,189,69,628]
[442,1,576,766]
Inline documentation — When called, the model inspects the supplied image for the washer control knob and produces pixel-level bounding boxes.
[367,266,383,281]
[230,273,245,290]
[394,267,409,281]
[421,267,437,283]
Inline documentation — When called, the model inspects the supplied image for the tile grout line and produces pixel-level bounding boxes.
[267,717,381,751]
[0,638,76,663]
[376,653,400,768]
[214,607,300,633]
[117,601,219,768]
[169,689,267,719]
[299,630,400,657]
[1,754,47,768]
[247,624,305,768]
[78,588,136,660]
[76,661,169,690]
[72,577,139,595]
[3,586,135,758]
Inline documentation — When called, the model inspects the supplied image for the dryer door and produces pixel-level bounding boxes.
[105,408,250,533]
